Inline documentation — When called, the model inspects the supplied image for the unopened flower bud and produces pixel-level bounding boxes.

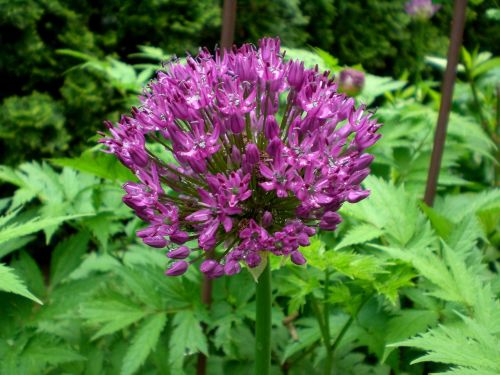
[165,261,189,276]
[288,60,305,89]
[167,246,191,259]
[143,236,167,248]
[245,143,260,165]
[347,189,370,203]
[264,116,280,140]
[224,260,241,275]
[200,259,219,273]
[262,211,272,227]
[291,251,306,265]
[170,231,189,244]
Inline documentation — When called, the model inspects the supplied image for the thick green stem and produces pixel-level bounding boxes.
[310,295,331,374]
[323,270,332,375]
[255,262,272,375]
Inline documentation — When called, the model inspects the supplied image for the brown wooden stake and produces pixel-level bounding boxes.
[423,0,468,206]
[196,2,237,375]
[220,0,237,51]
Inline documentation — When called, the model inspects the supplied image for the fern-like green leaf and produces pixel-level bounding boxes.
[0,214,90,246]
[120,313,167,375]
[50,149,136,182]
[343,176,420,246]
[336,223,384,249]
[396,314,500,374]
[80,299,150,340]
[170,310,208,358]
[0,263,42,303]
[50,232,90,286]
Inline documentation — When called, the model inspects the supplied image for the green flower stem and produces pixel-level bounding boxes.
[323,270,333,375]
[255,262,272,375]
[310,292,332,375]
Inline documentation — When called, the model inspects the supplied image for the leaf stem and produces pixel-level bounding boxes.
[331,295,370,353]
[255,262,272,375]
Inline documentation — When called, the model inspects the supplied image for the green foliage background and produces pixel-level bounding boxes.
[0,1,499,374]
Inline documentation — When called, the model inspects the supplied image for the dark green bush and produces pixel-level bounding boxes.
[0,92,69,164]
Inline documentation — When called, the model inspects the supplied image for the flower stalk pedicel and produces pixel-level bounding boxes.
[100,37,381,277]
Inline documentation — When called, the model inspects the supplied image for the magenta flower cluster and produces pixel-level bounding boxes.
[338,68,365,97]
[100,38,381,278]
[405,0,440,20]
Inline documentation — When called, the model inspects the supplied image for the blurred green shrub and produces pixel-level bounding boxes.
[0,92,69,164]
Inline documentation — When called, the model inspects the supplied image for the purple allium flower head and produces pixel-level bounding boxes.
[405,0,441,20]
[338,68,365,97]
[100,37,381,277]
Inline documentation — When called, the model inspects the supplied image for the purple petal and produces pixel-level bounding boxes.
[186,209,212,222]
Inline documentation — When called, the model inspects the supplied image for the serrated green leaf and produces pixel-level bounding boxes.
[69,252,121,280]
[11,251,45,298]
[472,57,500,78]
[170,310,208,358]
[80,212,117,251]
[326,250,386,281]
[24,342,86,366]
[282,322,321,363]
[50,232,90,287]
[121,313,167,375]
[419,202,454,239]
[115,267,163,308]
[50,149,135,182]
[435,190,500,223]
[0,263,42,304]
[382,309,438,362]
[336,224,383,249]
[0,235,35,259]
[81,300,149,340]
[396,314,500,374]
[0,213,90,246]
[343,177,420,246]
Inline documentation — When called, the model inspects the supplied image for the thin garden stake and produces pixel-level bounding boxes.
[196,2,237,375]
[424,0,468,206]
[221,0,237,52]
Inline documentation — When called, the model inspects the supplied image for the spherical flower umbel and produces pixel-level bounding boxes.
[338,68,365,97]
[100,38,382,278]
[405,0,441,20]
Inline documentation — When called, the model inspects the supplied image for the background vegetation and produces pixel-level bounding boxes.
[0,1,499,374]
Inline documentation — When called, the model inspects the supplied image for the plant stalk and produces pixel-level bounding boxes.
[423,0,468,206]
[323,270,333,375]
[255,262,272,375]
[331,295,370,354]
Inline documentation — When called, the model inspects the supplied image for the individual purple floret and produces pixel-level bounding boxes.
[405,0,441,20]
[100,37,382,278]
